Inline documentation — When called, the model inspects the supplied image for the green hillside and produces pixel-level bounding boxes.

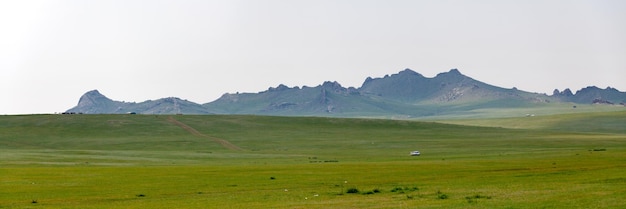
[1,114,518,161]
[439,110,626,134]
[1,113,625,208]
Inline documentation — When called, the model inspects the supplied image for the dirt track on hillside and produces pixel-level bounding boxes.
[166,116,244,151]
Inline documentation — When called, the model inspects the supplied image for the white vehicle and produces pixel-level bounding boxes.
[410,151,421,156]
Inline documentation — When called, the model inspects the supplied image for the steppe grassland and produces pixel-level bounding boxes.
[1,112,625,208]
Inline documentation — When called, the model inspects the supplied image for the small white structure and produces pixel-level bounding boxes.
[410,151,421,156]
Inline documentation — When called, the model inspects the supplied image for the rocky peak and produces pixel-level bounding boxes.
[321,81,344,91]
[553,88,574,97]
[76,90,113,106]
[448,68,462,74]
[398,68,422,76]
[84,89,103,96]
[562,88,573,96]
[360,69,425,88]
[575,86,601,95]
[605,86,620,93]
[268,84,292,92]
[158,97,183,103]
[435,68,464,78]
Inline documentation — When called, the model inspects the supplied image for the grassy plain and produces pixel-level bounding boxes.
[1,112,625,208]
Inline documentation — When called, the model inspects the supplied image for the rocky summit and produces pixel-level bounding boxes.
[66,69,626,117]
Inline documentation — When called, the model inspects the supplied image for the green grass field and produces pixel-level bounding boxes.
[1,112,625,208]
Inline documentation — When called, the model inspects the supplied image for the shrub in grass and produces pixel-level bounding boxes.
[465,194,491,203]
[361,188,380,195]
[475,194,491,199]
[391,187,404,193]
[436,191,448,199]
[391,186,418,193]
[346,188,359,194]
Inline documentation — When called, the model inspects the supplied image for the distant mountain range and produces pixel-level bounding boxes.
[66,69,626,117]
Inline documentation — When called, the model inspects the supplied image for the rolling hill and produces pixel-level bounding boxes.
[2,112,625,208]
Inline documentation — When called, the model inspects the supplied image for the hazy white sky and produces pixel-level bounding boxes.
[1,0,625,114]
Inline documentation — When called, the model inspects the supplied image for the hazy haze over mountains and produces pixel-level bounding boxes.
[66,69,626,117]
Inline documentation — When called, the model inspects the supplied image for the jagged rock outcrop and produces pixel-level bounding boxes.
[553,88,574,97]
[556,86,626,104]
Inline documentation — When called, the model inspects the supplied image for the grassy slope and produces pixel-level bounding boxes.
[438,109,626,133]
[1,113,625,208]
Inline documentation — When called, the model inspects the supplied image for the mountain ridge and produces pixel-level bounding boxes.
[66,69,626,116]
[68,90,211,114]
